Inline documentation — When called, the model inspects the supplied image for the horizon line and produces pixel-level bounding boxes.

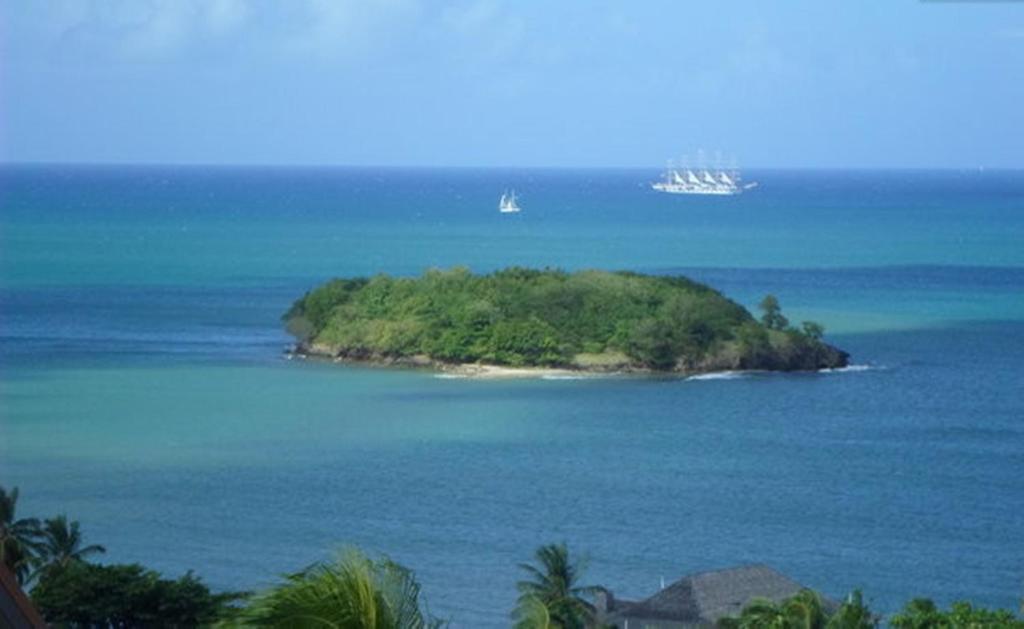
[2,160,1021,172]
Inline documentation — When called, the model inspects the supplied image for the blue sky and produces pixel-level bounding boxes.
[2,0,1022,168]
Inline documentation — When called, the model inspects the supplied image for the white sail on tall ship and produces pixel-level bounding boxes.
[652,153,757,195]
[499,190,521,213]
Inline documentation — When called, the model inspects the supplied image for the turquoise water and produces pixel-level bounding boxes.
[1,166,1023,626]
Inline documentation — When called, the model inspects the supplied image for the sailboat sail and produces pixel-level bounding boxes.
[499,190,521,213]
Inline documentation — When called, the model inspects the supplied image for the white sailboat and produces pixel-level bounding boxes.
[499,190,521,213]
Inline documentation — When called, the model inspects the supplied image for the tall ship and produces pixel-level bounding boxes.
[652,155,757,196]
[499,190,521,213]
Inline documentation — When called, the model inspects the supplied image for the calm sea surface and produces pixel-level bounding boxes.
[1,166,1022,626]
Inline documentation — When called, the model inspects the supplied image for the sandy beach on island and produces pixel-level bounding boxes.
[291,347,622,379]
[438,363,602,379]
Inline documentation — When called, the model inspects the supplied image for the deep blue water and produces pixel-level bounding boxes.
[1,166,1022,626]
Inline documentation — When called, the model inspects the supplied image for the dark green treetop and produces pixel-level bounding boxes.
[759,294,789,331]
[31,562,242,626]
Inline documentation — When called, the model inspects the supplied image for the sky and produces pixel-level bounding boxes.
[1,0,1022,168]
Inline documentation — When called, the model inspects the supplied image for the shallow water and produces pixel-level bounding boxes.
[1,166,1022,626]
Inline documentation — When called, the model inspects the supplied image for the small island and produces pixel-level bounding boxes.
[283,267,849,376]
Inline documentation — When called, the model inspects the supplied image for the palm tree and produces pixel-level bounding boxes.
[729,590,827,629]
[514,543,597,629]
[34,515,106,576]
[825,590,876,628]
[732,597,793,629]
[785,589,828,629]
[231,548,444,628]
[0,486,42,585]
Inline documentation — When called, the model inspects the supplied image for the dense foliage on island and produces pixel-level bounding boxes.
[284,267,848,372]
[5,486,1023,628]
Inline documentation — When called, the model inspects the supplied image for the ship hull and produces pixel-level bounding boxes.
[652,183,741,196]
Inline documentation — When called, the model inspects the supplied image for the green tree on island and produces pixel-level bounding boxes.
[759,294,790,331]
[514,543,597,629]
[0,486,41,585]
[801,321,826,341]
[33,514,106,577]
[229,549,444,628]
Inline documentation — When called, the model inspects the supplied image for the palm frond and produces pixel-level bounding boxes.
[512,595,559,629]
[0,486,45,585]
[230,548,444,629]
[513,543,596,629]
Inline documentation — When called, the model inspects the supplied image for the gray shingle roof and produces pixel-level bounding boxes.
[603,564,833,627]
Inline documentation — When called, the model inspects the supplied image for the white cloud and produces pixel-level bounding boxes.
[437,0,526,64]
[15,0,424,62]
[205,0,250,35]
[19,0,252,58]
[440,0,500,34]
[119,2,197,56]
[281,0,421,60]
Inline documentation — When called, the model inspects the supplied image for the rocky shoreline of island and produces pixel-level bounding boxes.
[287,337,849,379]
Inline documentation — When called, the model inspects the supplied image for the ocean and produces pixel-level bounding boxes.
[1,165,1022,626]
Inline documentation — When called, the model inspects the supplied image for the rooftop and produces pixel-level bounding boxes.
[598,564,835,628]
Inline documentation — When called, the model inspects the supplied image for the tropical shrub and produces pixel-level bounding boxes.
[889,598,1024,628]
[717,588,881,629]
[718,589,828,629]
[31,562,239,626]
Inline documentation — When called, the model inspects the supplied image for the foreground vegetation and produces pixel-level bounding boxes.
[513,543,597,629]
[227,549,443,628]
[718,590,1024,629]
[32,563,239,626]
[6,485,1022,627]
[284,267,848,372]
[1,486,241,624]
